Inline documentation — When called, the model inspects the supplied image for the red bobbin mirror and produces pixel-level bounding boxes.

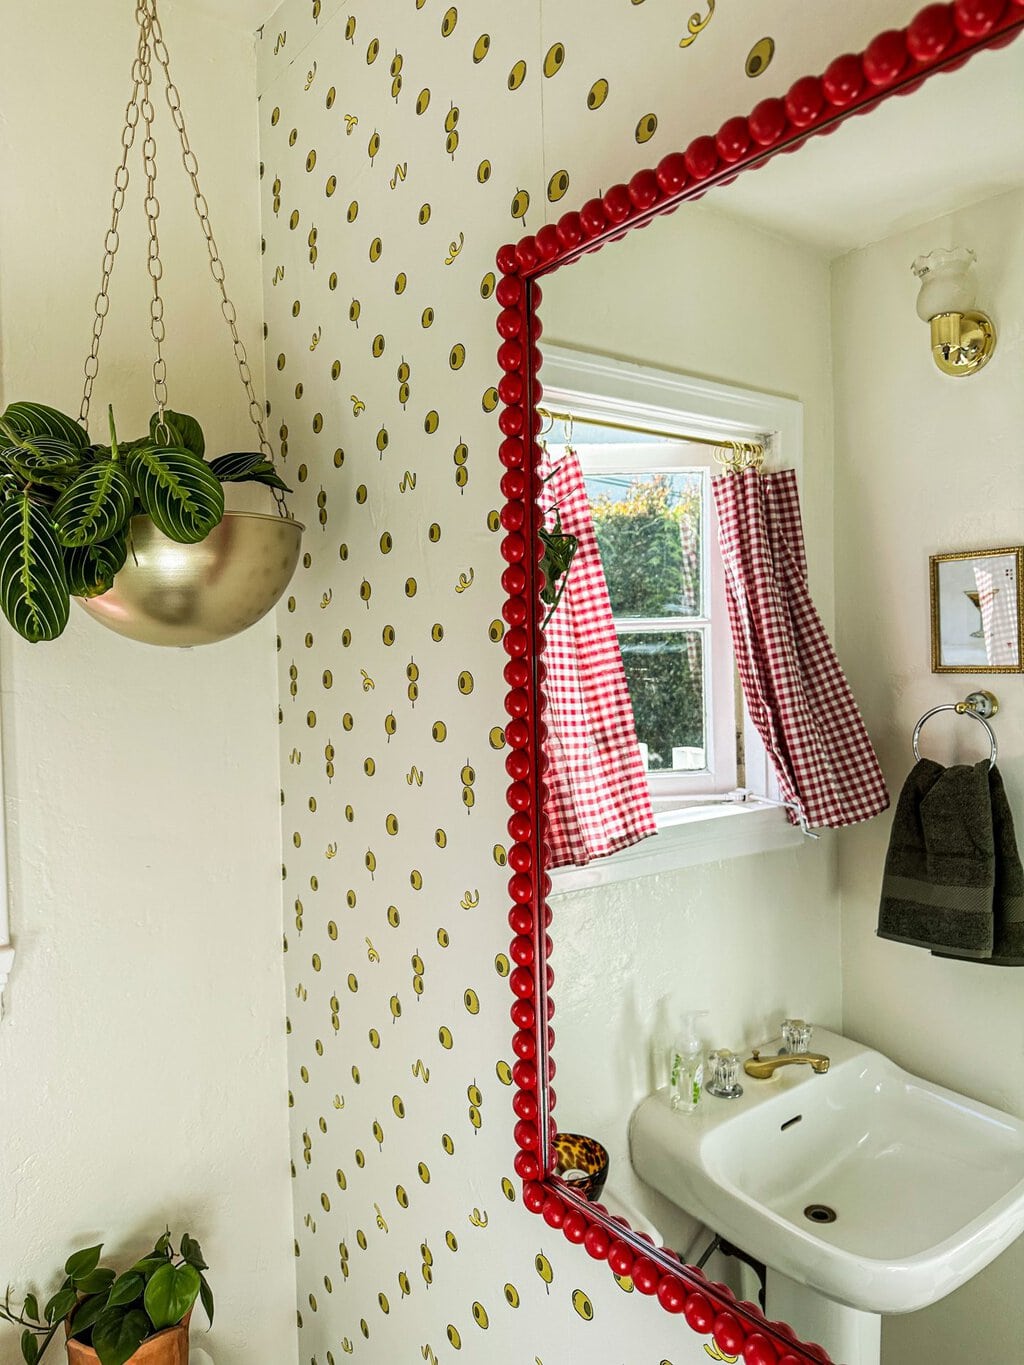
[495,5,1024,1363]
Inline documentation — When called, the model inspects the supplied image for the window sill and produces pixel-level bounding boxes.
[547,801,806,895]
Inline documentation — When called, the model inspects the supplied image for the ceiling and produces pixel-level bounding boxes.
[709,37,1024,258]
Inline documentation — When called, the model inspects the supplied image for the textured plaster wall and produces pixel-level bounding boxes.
[833,187,1024,1365]
[0,4,297,1362]
[259,2,931,1362]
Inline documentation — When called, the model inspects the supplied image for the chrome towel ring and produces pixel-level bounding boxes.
[913,690,999,769]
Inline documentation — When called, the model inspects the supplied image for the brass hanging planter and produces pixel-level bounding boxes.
[71,0,301,648]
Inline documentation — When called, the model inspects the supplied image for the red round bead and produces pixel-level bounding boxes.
[562,1210,588,1243]
[541,1197,564,1228]
[716,115,752,164]
[500,503,525,533]
[606,1241,634,1277]
[496,307,523,339]
[907,4,956,58]
[507,809,531,842]
[498,406,525,437]
[631,1257,659,1295]
[498,435,525,467]
[504,659,529,688]
[583,1224,610,1259]
[656,1275,687,1313]
[602,183,632,223]
[506,718,530,748]
[514,1119,539,1150]
[684,134,719,180]
[822,52,865,106]
[504,686,529,718]
[511,1027,536,1058]
[522,1179,546,1210]
[495,275,522,307]
[500,533,526,563]
[556,211,583,249]
[748,97,788,146]
[535,224,560,262]
[509,966,535,999]
[954,0,1006,34]
[655,150,689,195]
[497,339,524,373]
[505,756,530,788]
[713,1313,746,1356]
[496,243,519,274]
[515,237,539,273]
[785,75,825,127]
[502,627,528,658]
[506,780,530,812]
[743,1334,779,1365]
[510,997,534,1029]
[579,197,608,237]
[515,1150,540,1181]
[863,29,909,85]
[512,1087,537,1119]
[512,1058,537,1089]
[684,1293,715,1334]
[509,933,534,965]
[507,904,532,936]
[628,168,661,210]
[498,374,525,407]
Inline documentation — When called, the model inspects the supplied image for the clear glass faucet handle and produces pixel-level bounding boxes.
[782,1019,813,1054]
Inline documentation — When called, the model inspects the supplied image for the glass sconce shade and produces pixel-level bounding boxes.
[912,246,979,321]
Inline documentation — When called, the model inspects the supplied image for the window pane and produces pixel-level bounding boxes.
[584,471,703,618]
[617,630,706,773]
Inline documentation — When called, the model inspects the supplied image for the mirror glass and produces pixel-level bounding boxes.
[532,28,1024,1328]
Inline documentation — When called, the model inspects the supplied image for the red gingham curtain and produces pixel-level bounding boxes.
[712,468,889,830]
[541,450,657,868]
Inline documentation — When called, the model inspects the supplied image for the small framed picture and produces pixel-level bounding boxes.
[930,547,1024,673]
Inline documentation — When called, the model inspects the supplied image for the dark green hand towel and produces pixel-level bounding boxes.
[877,758,995,959]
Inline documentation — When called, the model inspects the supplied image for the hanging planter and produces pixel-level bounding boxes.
[0,0,301,647]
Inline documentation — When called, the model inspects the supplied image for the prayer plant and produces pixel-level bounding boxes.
[0,1230,213,1365]
[0,401,290,644]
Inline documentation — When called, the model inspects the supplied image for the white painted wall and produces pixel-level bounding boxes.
[0,4,297,1361]
[542,201,842,1250]
[833,188,1024,1364]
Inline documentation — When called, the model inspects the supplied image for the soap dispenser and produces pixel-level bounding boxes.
[669,1010,708,1113]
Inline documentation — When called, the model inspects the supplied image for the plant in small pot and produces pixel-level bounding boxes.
[0,401,299,647]
[1,1230,212,1365]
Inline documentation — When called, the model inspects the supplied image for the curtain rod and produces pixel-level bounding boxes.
[536,405,766,459]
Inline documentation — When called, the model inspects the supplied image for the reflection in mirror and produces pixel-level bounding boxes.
[532,34,1024,1365]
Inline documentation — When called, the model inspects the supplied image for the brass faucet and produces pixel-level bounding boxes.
[743,1049,830,1080]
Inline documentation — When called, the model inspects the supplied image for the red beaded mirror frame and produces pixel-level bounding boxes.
[494,4,1024,1362]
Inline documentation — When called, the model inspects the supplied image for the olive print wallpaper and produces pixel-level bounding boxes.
[257,2,925,1361]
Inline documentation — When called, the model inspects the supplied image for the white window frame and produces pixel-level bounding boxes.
[541,345,808,890]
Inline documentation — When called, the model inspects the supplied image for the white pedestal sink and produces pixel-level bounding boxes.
[630,1028,1024,1365]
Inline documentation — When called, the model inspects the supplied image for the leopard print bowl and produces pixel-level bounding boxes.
[552,1132,610,1202]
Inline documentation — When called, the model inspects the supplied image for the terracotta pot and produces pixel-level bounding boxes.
[66,1320,189,1365]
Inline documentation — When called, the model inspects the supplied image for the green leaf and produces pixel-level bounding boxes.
[208,451,291,492]
[0,494,71,641]
[44,1286,78,1324]
[106,1273,145,1310]
[1,402,89,451]
[130,1255,169,1280]
[53,462,134,548]
[2,437,82,489]
[92,1308,150,1365]
[179,1235,207,1272]
[71,1290,114,1335]
[198,1274,214,1329]
[21,1328,39,1364]
[64,531,128,599]
[150,410,205,460]
[143,1263,200,1331]
[124,443,224,544]
[23,1294,39,1323]
[75,1269,116,1295]
[153,1232,172,1257]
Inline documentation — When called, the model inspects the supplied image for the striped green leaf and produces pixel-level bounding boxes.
[209,451,292,493]
[53,462,134,547]
[124,443,224,544]
[150,410,205,459]
[2,437,82,488]
[64,532,129,599]
[0,402,89,451]
[0,494,71,641]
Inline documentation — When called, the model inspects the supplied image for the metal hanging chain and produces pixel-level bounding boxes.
[137,9,171,435]
[79,9,150,430]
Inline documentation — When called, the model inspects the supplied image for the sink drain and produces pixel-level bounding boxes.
[804,1203,837,1225]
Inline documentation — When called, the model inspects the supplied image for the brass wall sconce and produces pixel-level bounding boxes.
[911,247,997,378]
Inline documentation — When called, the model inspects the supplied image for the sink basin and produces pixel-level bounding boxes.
[630,1028,1024,1315]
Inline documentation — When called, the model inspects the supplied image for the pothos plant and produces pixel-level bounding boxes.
[0,1230,212,1365]
[0,401,290,644]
